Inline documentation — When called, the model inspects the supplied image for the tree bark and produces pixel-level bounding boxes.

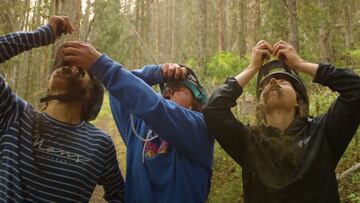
[317,0,333,63]
[343,0,354,49]
[285,0,299,51]
[247,0,261,50]
[238,0,247,57]
[216,0,225,51]
[198,0,208,73]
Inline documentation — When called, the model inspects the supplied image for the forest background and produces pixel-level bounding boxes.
[0,0,359,202]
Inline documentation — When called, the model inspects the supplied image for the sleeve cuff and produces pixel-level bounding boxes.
[313,63,334,85]
[90,54,117,81]
[225,77,243,98]
[40,25,55,45]
[154,65,164,83]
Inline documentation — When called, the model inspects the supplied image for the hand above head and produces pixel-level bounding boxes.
[249,40,273,70]
[273,40,306,70]
[234,40,272,88]
[62,41,101,70]
[47,16,74,39]
[161,63,187,82]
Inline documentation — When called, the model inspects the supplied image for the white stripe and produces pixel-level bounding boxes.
[37,161,96,185]
[35,165,95,190]
[24,31,29,45]
[0,175,23,200]
[31,32,38,47]
[19,151,99,183]
[54,126,110,145]
[21,176,84,201]
[0,189,18,202]
[45,128,108,151]
[4,36,16,57]
[22,188,54,202]
[0,45,5,61]
[21,168,92,196]
[34,151,102,175]
[17,154,96,189]
[39,27,49,45]
[10,33,20,55]
[0,43,10,59]
[1,141,19,149]
[1,156,20,167]
[0,168,21,182]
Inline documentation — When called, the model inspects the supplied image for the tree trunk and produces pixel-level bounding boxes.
[216,0,225,51]
[247,0,261,50]
[198,0,207,73]
[285,0,299,51]
[317,0,333,63]
[343,0,354,49]
[238,0,247,57]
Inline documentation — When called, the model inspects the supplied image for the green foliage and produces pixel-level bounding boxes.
[208,142,243,203]
[348,48,360,65]
[206,52,248,84]
[92,0,132,65]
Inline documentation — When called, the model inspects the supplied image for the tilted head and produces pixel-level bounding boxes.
[256,60,308,123]
[41,44,104,121]
[161,65,207,112]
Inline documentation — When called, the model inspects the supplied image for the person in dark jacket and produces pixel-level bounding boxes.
[203,40,360,203]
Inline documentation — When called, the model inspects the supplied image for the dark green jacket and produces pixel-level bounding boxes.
[204,64,360,203]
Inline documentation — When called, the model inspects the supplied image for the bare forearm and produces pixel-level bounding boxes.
[235,65,258,88]
[295,61,319,77]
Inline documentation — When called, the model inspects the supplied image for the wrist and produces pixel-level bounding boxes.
[292,59,307,70]
[247,64,260,71]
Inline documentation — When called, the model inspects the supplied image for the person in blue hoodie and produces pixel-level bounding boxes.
[61,41,214,203]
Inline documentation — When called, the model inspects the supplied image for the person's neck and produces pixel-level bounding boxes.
[44,100,83,125]
[265,108,296,133]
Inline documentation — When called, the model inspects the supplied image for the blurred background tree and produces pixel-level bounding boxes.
[0,0,359,202]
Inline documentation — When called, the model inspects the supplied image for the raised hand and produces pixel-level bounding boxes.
[47,16,74,39]
[273,40,305,70]
[161,63,187,81]
[249,40,273,70]
[62,41,101,70]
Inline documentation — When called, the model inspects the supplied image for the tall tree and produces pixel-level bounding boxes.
[216,0,225,51]
[247,0,261,50]
[198,0,208,73]
[317,0,333,63]
[238,0,247,57]
[342,0,354,49]
[285,0,299,51]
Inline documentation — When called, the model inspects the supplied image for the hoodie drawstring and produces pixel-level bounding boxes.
[130,114,159,163]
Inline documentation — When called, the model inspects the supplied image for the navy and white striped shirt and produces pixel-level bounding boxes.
[0,25,125,202]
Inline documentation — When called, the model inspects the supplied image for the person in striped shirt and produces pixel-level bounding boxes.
[0,16,125,202]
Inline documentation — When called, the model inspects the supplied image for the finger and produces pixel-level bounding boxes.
[180,67,187,79]
[273,43,286,57]
[174,66,182,80]
[161,64,169,78]
[258,41,273,53]
[63,41,84,48]
[63,55,81,65]
[273,41,287,54]
[63,17,74,34]
[256,40,266,46]
[62,47,82,56]
[167,65,175,79]
[275,49,286,60]
[259,49,271,60]
[273,40,286,48]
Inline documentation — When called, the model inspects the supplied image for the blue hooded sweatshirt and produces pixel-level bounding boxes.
[90,55,214,203]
